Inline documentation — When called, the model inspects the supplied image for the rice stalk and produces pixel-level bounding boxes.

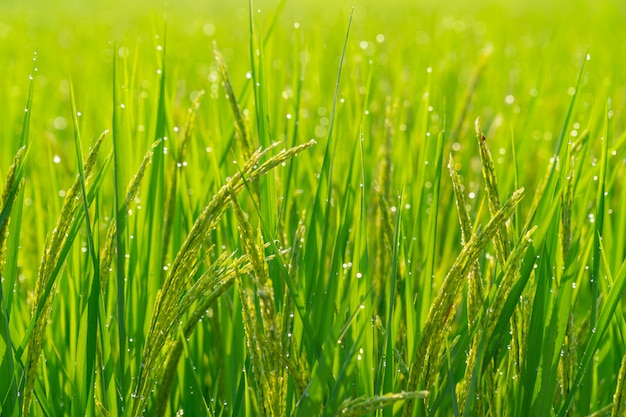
[403,187,525,417]
[153,251,253,417]
[131,139,314,416]
[22,130,108,416]
[558,159,577,404]
[280,211,311,398]
[485,226,537,340]
[474,118,530,391]
[230,188,289,416]
[339,390,429,417]
[100,139,161,291]
[474,118,510,265]
[448,153,486,415]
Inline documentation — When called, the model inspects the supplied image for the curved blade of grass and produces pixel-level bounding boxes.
[382,189,403,417]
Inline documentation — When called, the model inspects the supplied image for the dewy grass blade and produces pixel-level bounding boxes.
[248,3,277,235]
[3,52,35,321]
[557,256,626,417]
[110,48,130,406]
[591,99,611,331]
[144,22,167,301]
[303,6,353,310]
[69,82,102,415]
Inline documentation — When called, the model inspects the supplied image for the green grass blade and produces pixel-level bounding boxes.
[111,46,129,406]
[557,256,626,417]
[69,82,102,415]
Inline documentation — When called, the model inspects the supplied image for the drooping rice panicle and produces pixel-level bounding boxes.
[229,189,286,417]
[404,187,525,416]
[153,251,252,417]
[22,130,108,416]
[448,153,487,414]
[339,390,429,417]
[131,139,314,416]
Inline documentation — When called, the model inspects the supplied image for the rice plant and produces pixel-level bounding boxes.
[1,0,625,416]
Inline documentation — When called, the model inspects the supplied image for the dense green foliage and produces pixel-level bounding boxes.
[1,0,625,416]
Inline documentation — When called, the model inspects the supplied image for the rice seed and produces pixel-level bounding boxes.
[95,398,112,417]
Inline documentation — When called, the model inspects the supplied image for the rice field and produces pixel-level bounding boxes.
[1,0,625,416]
